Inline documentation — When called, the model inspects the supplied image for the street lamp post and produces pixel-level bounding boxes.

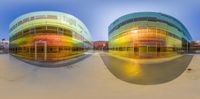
[187,41,189,53]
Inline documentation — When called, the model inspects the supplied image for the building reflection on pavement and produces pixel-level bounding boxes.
[100,53,193,85]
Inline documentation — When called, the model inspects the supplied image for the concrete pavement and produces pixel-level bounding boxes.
[0,52,200,99]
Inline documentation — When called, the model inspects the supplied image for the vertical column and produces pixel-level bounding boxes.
[35,42,37,60]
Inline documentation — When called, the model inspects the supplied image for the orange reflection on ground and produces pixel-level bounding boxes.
[123,62,142,78]
[100,53,193,85]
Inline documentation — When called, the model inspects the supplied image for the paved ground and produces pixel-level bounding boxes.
[0,52,200,99]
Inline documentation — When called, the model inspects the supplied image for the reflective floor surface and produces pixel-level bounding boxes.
[100,53,193,85]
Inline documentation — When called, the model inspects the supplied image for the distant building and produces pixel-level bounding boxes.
[93,41,108,50]
[191,41,200,51]
[0,39,9,53]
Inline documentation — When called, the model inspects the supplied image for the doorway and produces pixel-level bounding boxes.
[35,40,47,61]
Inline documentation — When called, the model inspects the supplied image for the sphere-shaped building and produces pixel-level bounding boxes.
[108,12,192,58]
[9,11,92,61]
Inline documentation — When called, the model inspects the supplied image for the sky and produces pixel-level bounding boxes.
[0,0,200,41]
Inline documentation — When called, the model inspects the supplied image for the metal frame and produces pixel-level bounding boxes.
[35,40,47,61]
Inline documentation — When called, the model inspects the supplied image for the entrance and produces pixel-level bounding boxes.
[138,46,158,57]
[35,40,47,61]
[138,46,148,57]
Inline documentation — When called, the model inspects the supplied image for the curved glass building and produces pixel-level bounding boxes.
[9,11,92,61]
[108,12,192,58]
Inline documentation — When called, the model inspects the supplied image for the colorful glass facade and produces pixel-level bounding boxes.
[9,11,92,61]
[108,12,192,58]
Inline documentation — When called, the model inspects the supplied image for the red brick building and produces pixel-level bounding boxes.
[191,41,200,50]
[93,41,108,50]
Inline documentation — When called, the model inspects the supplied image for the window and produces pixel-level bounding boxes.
[148,47,157,52]
[35,15,46,19]
[47,15,57,19]
[63,29,72,37]
[47,47,58,53]
[37,46,44,53]
[23,18,29,24]
[18,21,23,26]
[58,28,64,34]
[35,26,47,33]
[66,18,76,26]
[29,28,35,34]
[30,16,35,21]
[47,26,57,30]
[23,29,29,34]
[46,26,57,34]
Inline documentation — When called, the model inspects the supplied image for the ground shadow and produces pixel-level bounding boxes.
[100,54,193,85]
[11,54,91,68]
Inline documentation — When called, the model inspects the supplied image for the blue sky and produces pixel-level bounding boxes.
[0,0,200,41]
